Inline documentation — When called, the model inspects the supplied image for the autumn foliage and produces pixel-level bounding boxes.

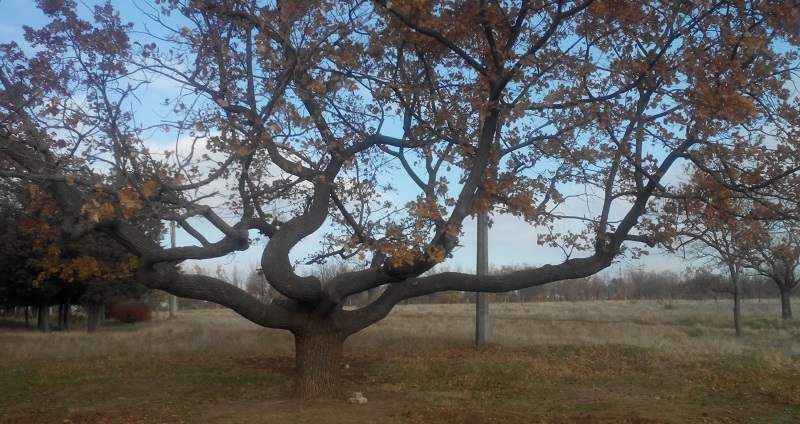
[1,0,799,399]
[19,182,141,287]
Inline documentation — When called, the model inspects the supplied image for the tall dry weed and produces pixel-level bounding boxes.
[2,299,798,365]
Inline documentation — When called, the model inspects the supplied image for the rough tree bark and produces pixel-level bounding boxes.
[57,303,65,331]
[86,303,103,333]
[37,298,50,333]
[63,297,70,331]
[779,286,793,319]
[733,279,742,337]
[729,263,743,338]
[293,326,347,399]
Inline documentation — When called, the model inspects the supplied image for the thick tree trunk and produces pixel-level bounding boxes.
[293,330,346,399]
[86,303,102,333]
[37,299,50,332]
[733,291,742,337]
[57,303,65,331]
[730,268,743,337]
[779,287,792,319]
[63,297,70,331]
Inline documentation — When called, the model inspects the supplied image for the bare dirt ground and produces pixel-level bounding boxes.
[1,301,798,423]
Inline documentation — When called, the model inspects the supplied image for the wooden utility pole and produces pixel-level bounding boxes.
[475,109,493,345]
[476,211,490,345]
[168,220,178,318]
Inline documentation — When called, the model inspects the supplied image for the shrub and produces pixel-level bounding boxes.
[106,301,152,323]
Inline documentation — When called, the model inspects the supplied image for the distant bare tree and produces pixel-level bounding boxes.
[739,224,800,319]
[245,267,271,303]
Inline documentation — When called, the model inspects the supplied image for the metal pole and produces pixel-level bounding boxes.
[168,220,178,318]
[476,211,490,345]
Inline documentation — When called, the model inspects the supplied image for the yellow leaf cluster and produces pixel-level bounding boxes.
[306,80,327,94]
[693,80,757,123]
[119,254,139,278]
[428,245,447,263]
[142,180,158,197]
[471,194,492,215]
[59,255,110,282]
[380,242,421,268]
[20,183,59,245]
[37,249,135,285]
[81,199,115,222]
[588,0,644,22]
[443,225,460,238]
[33,244,63,287]
[118,187,144,219]
[506,191,537,221]
[408,196,443,221]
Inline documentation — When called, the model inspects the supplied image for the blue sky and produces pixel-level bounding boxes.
[0,1,692,280]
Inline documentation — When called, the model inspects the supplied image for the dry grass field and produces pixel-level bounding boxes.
[1,299,799,423]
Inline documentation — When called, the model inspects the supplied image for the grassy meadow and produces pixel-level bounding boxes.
[1,299,799,423]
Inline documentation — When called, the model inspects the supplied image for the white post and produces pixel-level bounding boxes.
[168,220,178,318]
[476,211,490,345]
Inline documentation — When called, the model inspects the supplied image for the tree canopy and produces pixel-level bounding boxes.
[1,0,799,398]
[669,169,800,321]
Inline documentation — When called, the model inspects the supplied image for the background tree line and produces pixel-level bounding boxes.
[3,217,796,330]
[397,266,792,307]
[0,187,154,332]
[183,259,799,312]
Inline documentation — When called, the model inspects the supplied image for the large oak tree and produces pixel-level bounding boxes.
[1,0,799,398]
